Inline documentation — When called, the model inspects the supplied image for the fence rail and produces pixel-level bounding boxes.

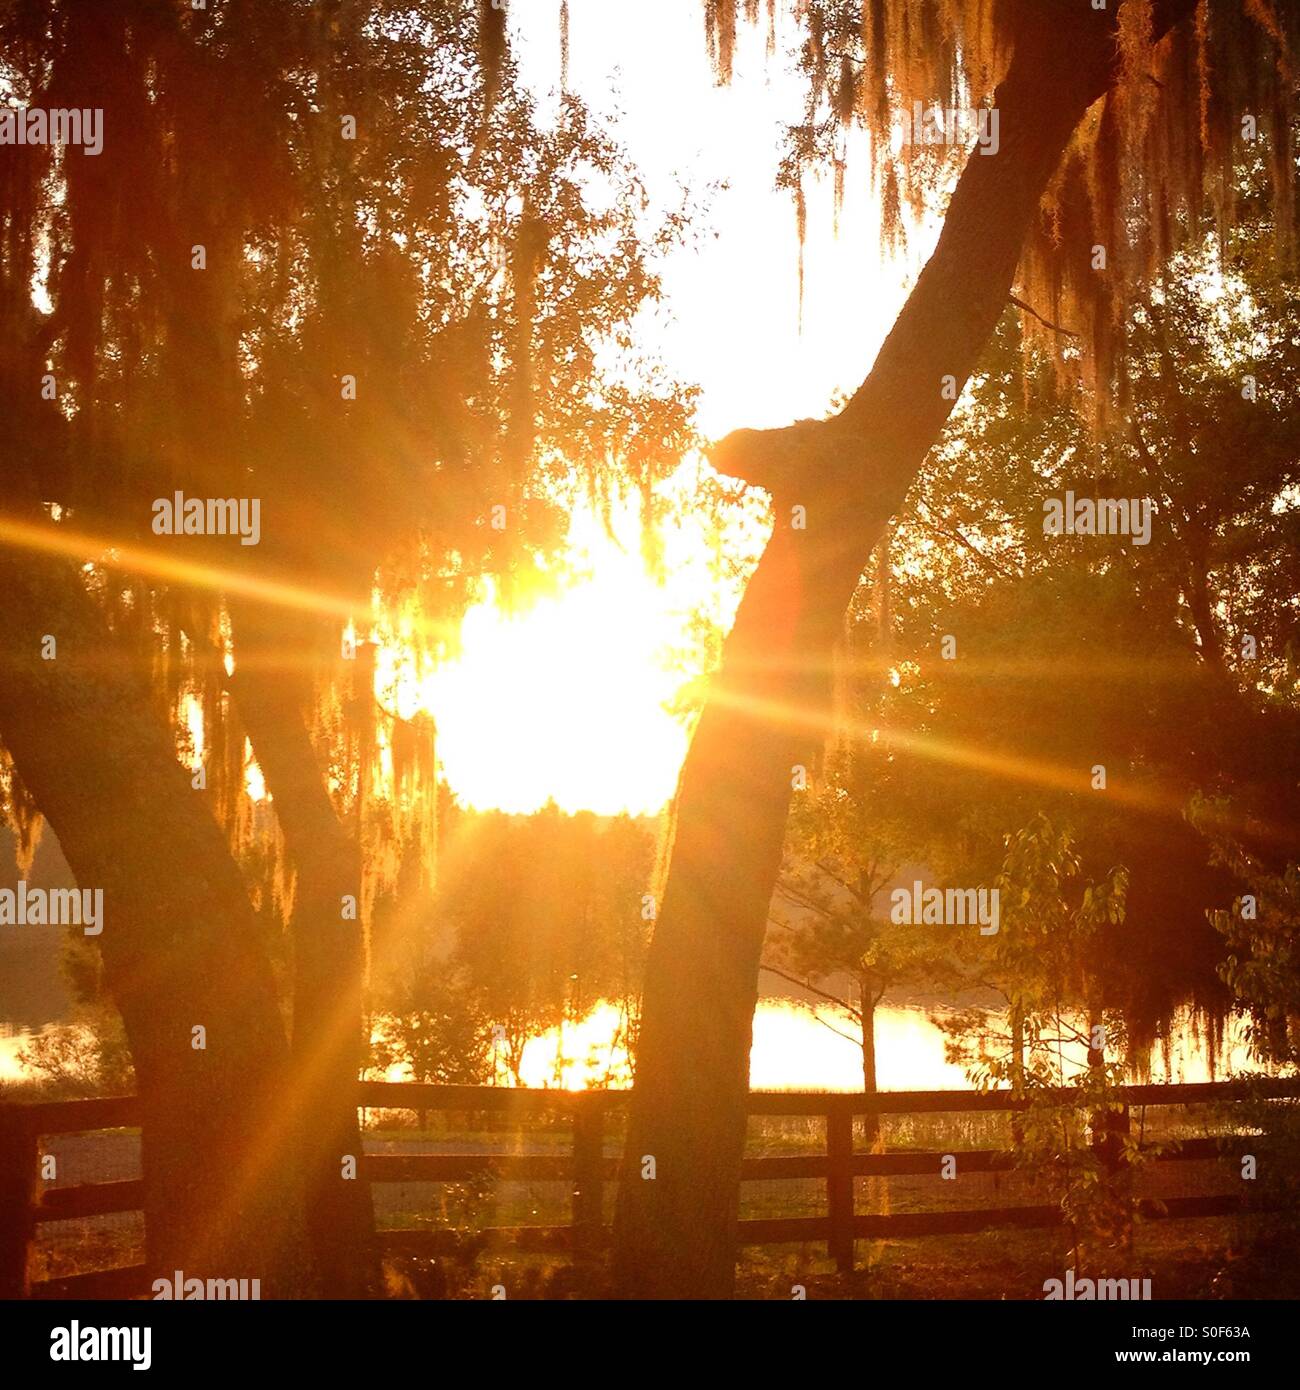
[3,1075,1297,1298]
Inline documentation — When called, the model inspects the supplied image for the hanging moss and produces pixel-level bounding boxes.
[0,751,44,877]
[560,0,570,91]
[0,0,695,971]
[706,0,740,84]
[478,0,509,130]
[715,0,1297,425]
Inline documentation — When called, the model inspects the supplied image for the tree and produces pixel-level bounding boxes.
[944,815,1147,1277]
[614,0,1296,1297]
[0,556,312,1288]
[763,704,958,1128]
[1196,808,1300,1287]
[438,807,656,1085]
[0,0,689,1292]
[870,168,1300,1048]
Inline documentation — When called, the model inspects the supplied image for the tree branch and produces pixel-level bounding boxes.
[916,504,1018,579]
[1009,292,1079,338]
[759,963,862,1023]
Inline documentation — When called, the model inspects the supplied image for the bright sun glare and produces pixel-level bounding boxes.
[389,465,759,816]
[423,547,688,816]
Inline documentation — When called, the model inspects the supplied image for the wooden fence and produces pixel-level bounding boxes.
[2,1076,1297,1298]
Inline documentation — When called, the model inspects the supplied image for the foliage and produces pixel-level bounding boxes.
[944,815,1160,1273]
[1196,803,1300,1067]
[430,806,656,1084]
[823,173,1300,1050]
[1194,802,1300,1267]
[370,969,496,1087]
[0,0,698,934]
[765,723,968,1089]
[723,0,1300,410]
[14,1008,135,1099]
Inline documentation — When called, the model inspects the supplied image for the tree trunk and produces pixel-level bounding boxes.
[230,605,374,1298]
[0,547,311,1292]
[1184,537,1226,674]
[860,978,879,1146]
[1010,999,1026,1149]
[612,4,1192,1298]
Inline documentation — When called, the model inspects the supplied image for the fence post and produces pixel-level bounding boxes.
[826,1107,854,1274]
[1093,1101,1130,1175]
[572,1094,603,1254]
[1110,1103,1133,1252]
[0,1103,37,1299]
[1112,1104,1131,1169]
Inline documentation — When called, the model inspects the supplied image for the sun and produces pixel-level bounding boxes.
[424,560,689,816]
[399,465,760,816]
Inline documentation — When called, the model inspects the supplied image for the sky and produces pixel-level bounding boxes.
[512,0,933,438]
